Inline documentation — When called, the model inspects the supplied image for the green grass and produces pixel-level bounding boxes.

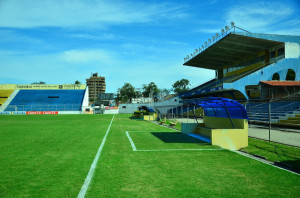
[0,114,113,197]
[0,114,300,197]
[241,138,300,172]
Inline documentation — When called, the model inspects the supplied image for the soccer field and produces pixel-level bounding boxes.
[0,114,299,197]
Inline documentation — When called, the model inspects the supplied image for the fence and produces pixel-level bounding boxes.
[153,97,300,147]
[244,93,300,147]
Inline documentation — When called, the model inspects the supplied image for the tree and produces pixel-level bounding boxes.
[75,80,81,84]
[159,88,170,98]
[142,82,159,98]
[118,83,136,103]
[172,79,190,94]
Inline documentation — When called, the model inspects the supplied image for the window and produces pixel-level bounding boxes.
[286,69,296,81]
[270,51,275,58]
[122,106,126,108]
[272,73,280,80]
[277,47,284,56]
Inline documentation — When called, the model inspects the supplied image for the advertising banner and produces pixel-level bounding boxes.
[26,111,58,115]
[0,111,26,115]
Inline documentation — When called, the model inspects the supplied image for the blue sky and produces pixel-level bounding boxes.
[0,0,299,93]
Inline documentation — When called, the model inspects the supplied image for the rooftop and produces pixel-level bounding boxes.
[260,81,300,86]
[183,32,283,70]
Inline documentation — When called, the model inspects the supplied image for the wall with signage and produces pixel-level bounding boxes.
[0,84,86,90]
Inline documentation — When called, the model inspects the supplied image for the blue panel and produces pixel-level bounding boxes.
[183,97,248,119]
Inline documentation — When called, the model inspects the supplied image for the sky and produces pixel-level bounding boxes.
[0,0,300,93]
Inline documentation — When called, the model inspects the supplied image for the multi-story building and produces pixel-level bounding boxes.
[86,73,106,102]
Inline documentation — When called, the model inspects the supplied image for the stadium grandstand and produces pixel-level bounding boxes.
[0,84,89,114]
[179,23,300,127]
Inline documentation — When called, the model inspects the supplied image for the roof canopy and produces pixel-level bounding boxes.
[260,81,300,86]
[184,33,283,70]
[183,97,248,120]
[139,106,156,113]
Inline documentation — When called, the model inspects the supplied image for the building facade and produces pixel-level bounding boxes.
[86,73,106,102]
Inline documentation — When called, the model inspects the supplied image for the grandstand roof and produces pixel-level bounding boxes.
[260,81,300,86]
[183,32,283,69]
[183,97,248,120]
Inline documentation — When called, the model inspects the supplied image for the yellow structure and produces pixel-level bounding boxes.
[144,113,157,121]
[0,84,86,90]
[182,116,248,150]
[0,89,14,105]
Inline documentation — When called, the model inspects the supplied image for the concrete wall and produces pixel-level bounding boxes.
[119,96,181,114]
[224,58,300,98]
[81,87,89,107]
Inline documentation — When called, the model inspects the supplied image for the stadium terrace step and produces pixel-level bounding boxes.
[186,133,211,143]
[287,117,300,121]
[272,122,300,129]
[195,126,214,138]
[279,119,300,124]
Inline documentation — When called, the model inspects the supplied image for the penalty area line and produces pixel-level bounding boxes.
[126,131,137,151]
[136,148,223,152]
[77,114,115,198]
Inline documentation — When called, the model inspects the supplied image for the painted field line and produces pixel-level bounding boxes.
[234,151,300,176]
[127,131,171,133]
[137,148,223,152]
[77,114,115,198]
[126,131,137,151]
[126,131,223,152]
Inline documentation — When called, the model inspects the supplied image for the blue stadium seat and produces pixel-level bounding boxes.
[5,90,85,111]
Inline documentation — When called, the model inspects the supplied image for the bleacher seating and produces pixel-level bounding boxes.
[246,101,300,123]
[5,90,85,111]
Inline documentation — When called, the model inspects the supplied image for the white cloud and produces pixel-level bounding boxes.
[225,2,293,32]
[0,0,187,28]
[70,33,115,40]
[61,49,113,64]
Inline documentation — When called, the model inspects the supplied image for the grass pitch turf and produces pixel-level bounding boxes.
[0,114,299,197]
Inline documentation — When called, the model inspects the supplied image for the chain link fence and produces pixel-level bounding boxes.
[245,93,300,147]
[153,96,300,147]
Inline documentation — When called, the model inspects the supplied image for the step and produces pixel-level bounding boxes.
[196,127,213,138]
[279,120,300,124]
[186,133,211,143]
[288,117,300,121]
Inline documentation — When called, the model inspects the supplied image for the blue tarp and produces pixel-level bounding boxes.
[183,97,248,120]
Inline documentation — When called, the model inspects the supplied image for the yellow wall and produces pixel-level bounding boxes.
[0,89,14,105]
[144,113,157,121]
[187,116,248,150]
[211,127,248,150]
[0,84,17,90]
[0,84,86,90]
[204,116,247,129]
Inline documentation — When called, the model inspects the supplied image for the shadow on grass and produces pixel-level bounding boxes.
[274,159,300,174]
[151,132,209,144]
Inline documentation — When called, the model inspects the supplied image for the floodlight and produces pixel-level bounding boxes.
[215,33,219,37]
[208,39,211,43]
[212,36,215,41]
[221,29,225,33]
[231,22,235,27]
[205,41,208,46]
[225,25,229,30]
[202,45,204,49]
[195,49,198,53]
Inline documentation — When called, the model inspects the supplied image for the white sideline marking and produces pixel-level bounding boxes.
[234,151,300,176]
[77,115,115,198]
[126,131,223,152]
[137,149,223,151]
[126,131,137,151]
